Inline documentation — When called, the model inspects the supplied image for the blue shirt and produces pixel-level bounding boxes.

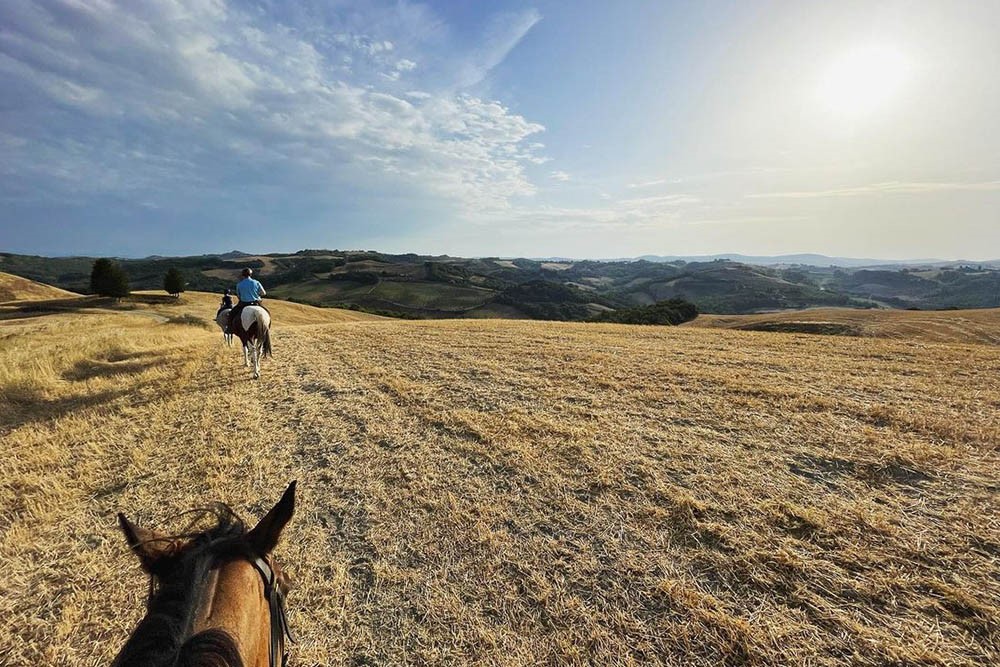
[236,277,266,302]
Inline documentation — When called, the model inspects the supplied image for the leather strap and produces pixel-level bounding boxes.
[251,556,295,667]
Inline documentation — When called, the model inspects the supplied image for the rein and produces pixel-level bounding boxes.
[146,548,295,667]
[251,555,296,667]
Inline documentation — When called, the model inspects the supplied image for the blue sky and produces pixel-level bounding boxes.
[1,0,998,259]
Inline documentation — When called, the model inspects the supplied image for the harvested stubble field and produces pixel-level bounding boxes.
[1,292,999,666]
[690,307,1000,346]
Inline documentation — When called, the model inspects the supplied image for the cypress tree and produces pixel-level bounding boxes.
[90,258,130,298]
[163,267,185,297]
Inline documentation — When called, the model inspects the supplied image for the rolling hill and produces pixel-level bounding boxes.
[3,250,999,319]
[2,284,998,665]
[0,271,79,302]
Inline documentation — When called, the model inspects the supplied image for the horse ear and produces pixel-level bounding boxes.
[247,481,296,555]
[118,513,176,572]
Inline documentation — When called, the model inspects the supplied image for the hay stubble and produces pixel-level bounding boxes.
[1,307,998,665]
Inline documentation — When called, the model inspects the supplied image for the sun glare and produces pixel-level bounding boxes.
[818,45,910,117]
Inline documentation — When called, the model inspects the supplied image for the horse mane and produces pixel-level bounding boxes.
[113,504,249,667]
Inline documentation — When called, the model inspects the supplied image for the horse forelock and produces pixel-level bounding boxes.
[177,629,245,667]
[113,506,250,667]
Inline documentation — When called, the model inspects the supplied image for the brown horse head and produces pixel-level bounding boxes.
[113,482,297,667]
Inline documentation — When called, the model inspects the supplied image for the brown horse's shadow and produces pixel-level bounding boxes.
[3,365,247,433]
[6,350,172,432]
[2,385,145,432]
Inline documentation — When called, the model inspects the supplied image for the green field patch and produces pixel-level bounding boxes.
[369,280,494,310]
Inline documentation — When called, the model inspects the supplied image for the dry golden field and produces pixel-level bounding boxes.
[0,272,80,303]
[689,306,1000,346]
[1,289,998,666]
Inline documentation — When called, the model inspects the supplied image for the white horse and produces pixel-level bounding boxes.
[215,308,234,346]
[235,305,272,379]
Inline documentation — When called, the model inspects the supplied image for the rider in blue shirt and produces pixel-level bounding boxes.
[229,268,267,334]
[236,270,266,303]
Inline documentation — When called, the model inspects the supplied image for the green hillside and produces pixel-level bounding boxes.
[2,250,998,320]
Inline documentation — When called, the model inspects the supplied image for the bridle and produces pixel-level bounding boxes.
[146,549,295,667]
[250,555,296,667]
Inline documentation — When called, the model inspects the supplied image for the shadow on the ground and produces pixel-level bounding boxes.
[62,358,162,382]
[0,294,191,321]
[2,384,144,432]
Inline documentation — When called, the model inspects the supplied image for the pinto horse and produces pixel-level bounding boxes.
[113,482,297,667]
[215,308,234,347]
[230,304,273,379]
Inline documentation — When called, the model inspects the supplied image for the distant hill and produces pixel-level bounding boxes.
[2,249,998,318]
[626,253,1000,269]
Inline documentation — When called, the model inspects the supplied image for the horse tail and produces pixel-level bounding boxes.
[260,311,272,358]
[262,326,272,358]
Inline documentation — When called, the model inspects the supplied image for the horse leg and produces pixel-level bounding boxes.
[243,341,250,367]
[252,341,261,379]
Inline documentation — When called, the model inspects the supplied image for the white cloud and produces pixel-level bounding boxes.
[468,189,705,235]
[748,180,1000,199]
[627,178,670,189]
[0,0,547,211]
[335,34,394,56]
[549,171,570,181]
[618,194,701,207]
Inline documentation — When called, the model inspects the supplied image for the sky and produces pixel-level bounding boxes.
[1,0,998,260]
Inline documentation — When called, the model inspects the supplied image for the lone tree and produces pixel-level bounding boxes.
[163,267,185,297]
[90,258,130,298]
